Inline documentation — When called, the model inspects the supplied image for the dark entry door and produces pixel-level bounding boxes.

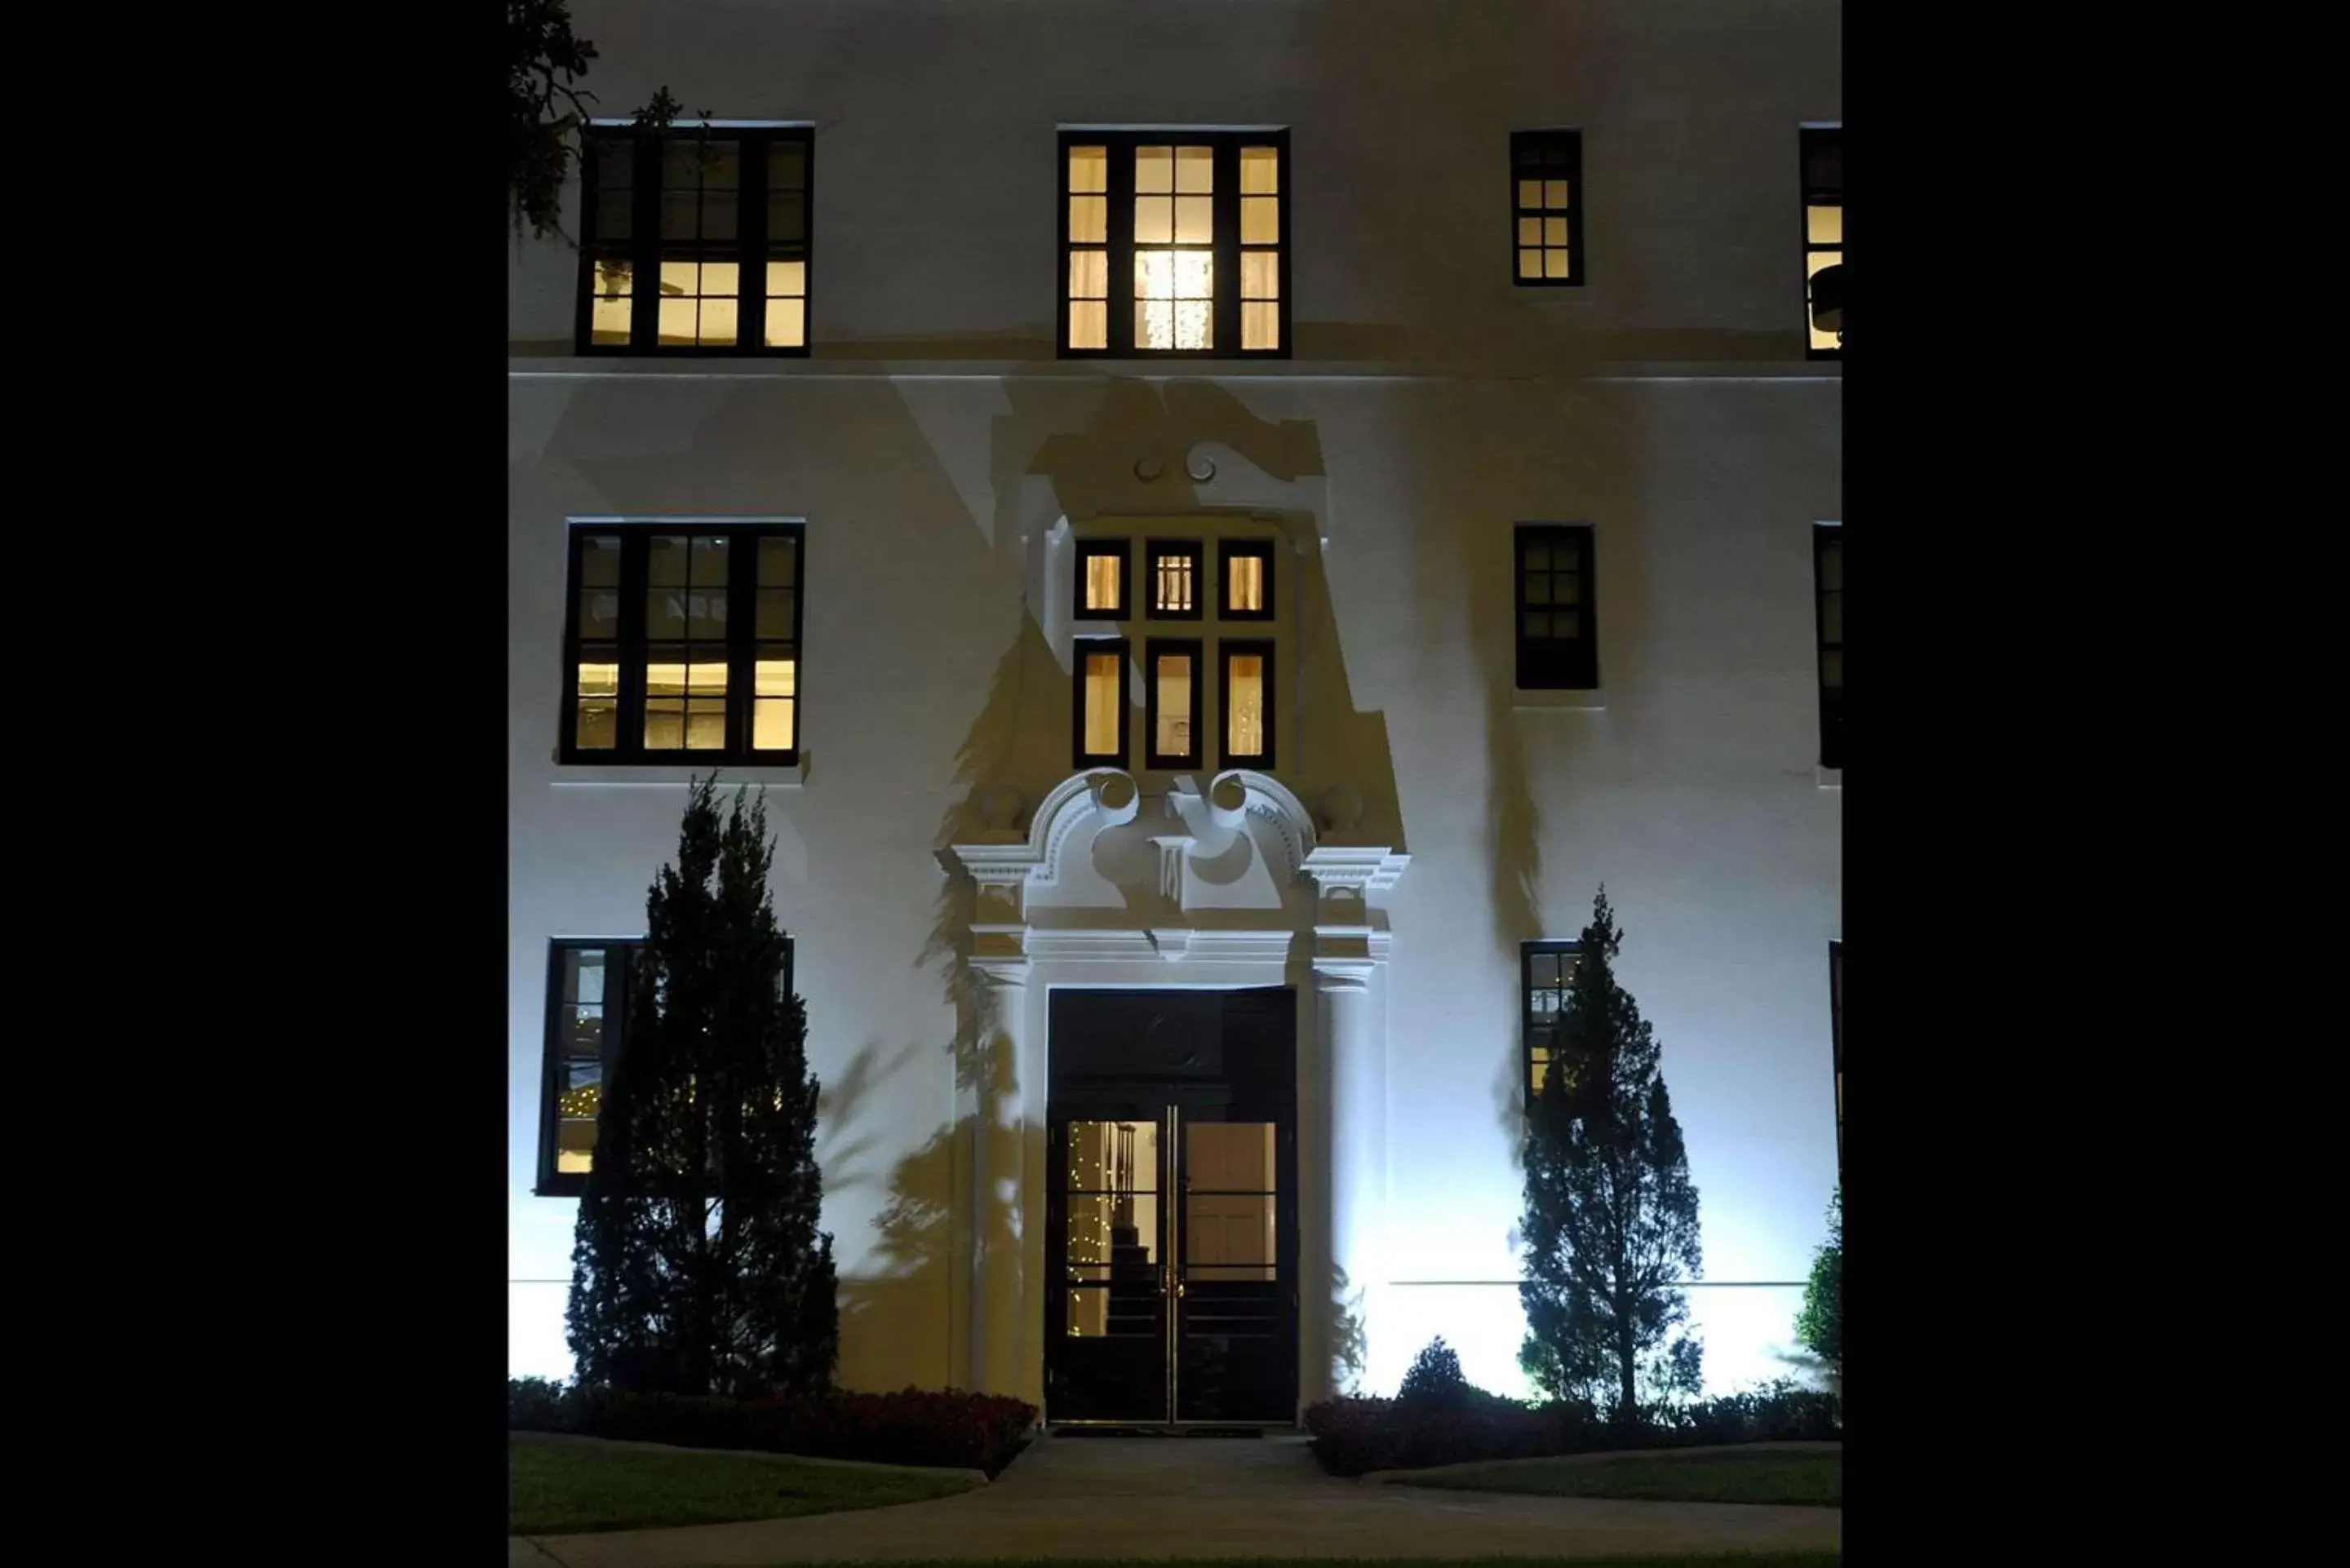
[1044,990,1297,1425]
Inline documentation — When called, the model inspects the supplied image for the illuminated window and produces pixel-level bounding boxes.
[1814,524,1842,768]
[1515,524,1598,690]
[1829,941,1843,1171]
[577,126,812,356]
[1075,538,1130,618]
[1059,130,1289,358]
[560,520,804,765]
[1523,941,1581,1106]
[1074,639,1131,768]
[1219,538,1275,620]
[538,937,794,1195]
[1802,126,1842,359]
[1148,541,1203,618]
[1219,641,1274,767]
[1146,639,1203,768]
[1510,130,1583,286]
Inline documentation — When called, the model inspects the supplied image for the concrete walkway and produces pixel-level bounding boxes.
[512,1431,1842,1565]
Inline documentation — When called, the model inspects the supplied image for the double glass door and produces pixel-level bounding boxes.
[1045,1099,1295,1424]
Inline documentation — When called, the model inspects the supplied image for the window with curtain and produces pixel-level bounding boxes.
[560,520,804,765]
[1510,130,1584,286]
[1060,130,1290,358]
[1075,639,1131,768]
[577,126,812,355]
[1075,539,1129,618]
[1219,538,1275,620]
[1220,642,1274,767]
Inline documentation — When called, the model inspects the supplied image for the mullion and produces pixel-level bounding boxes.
[728,526,756,752]
[1108,141,1135,357]
[618,531,650,755]
[740,138,770,356]
[630,134,659,346]
[1213,142,1239,357]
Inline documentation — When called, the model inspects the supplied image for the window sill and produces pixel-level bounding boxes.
[1817,765,1842,789]
[1512,688,1604,711]
[548,760,807,789]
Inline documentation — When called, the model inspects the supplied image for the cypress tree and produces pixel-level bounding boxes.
[1518,888,1705,1421]
[566,777,839,1397]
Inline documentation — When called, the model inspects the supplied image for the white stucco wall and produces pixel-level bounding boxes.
[508,0,1840,1405]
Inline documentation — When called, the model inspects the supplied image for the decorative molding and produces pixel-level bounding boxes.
[1301,844,1413,893]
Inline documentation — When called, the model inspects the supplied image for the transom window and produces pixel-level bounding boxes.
[1802,126,1842,359]
[1060,130,1290,358]
[1514,524,1598,690]
[1511,131,1584,286]
[1523,941,1582,1104]
[1814,524,1842,768]
[577,126,812,356]
[560,520,805,765]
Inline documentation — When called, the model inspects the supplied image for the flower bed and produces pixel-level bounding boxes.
[508,1380,1037,1477]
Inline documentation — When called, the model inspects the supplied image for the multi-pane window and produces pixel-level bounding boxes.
[1149,541,1203,618]
[1220,642,1275,767]
[1059,131,1290,357]
[560,521,804,764]
[576,126,812,355]
[1220,539,1275,620]
[1146,639,1204,768]
[1523,941,1581,1104]
[1076,539,1130,618]
[1511,131,1584,286]
[1815,524,1843,768]
[1802,126,1842,358]
[1829,941,1843,1169]
[1074,639,1131,768]
[1514,525,1598,690]
[539,940,639,1194]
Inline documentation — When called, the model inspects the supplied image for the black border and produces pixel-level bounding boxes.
[1217,640,1276,768]
[1145,538,1205,620]
[1072,636,1133,768]
[1510,129,1586,288]
[1218,538,1276,622]
[1143,637,1206,769]
[1073,538,1133,620]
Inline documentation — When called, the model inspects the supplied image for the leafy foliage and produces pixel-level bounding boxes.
[506,0,699,241]
[1794,1185,1842,1366]
[505,1380,1038,1477]
[566,777,839,1398]
[1397,1336,1473,1409]
[1519,888,1705,1421]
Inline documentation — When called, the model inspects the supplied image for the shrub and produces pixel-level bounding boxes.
[1672,1380,1841,1445]
[1397,1337,1474,1410]
[505,1380,1037,1477]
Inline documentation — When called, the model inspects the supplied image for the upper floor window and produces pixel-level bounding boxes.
[1220,538,1275,620]
[1802,126,1842,359]
[1510,130,1584,286]
[1523,941,1582,1105]
[1075,538,1130,618]
[578,126,812,356]
[1148,540,1204,618]
[1060,130,1290,358]
[1514,524,1598,690]
[1814,524,1842,768]
[1220,641,1275,768]
[560,520,804,766]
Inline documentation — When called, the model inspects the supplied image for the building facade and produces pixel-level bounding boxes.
[507,0,1842,1419]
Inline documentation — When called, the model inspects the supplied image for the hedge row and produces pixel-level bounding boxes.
[1303,1382,1840,1477]
[508,1380,1037,1477]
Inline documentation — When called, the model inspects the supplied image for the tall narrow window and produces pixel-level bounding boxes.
[1510,130,1583,286]
[1148,541,1203,618]
[1802,126,1842,358]
[1075,538,1129,618]
[1815,525,1842,768]
[1514,524,1598,690]
[1829,941,1843,1169]
[576,126,814,357]
[539,940,638,1195]
[1220,641,1275,768]
[1058,130,1289,359]
[1146,639,1204,768]
[1074,639,1131,768]
[559,520,804,765]
[1219,538,1275,620]
[1523,941,1581,1105]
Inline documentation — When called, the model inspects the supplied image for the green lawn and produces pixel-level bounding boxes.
[1397,1447,1842,1508]
[508,1436,978,1535]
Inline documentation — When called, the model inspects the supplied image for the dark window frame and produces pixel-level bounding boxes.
[1514,523,1598,690]
[557,520,806,768]
[1801,126,1842,362]
[537,938,641,1196]
[1510,129,1585,288]
[1072,637,1133,769]
[574,125,814,358]
[1814,523,1843,768]
[1074,538,1132,619]
[1218,538,1276,622]
[1145,538,1205,620]
[1144,636,1206,769]
[1217,639,1276,768]
[1057,128,1293,361]
[1522,940,1581,1109]
[1829,940,1843,1171]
